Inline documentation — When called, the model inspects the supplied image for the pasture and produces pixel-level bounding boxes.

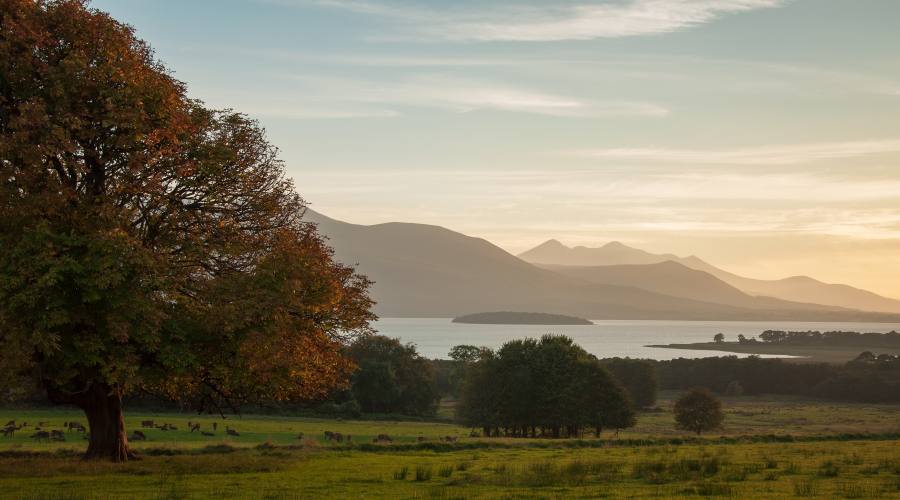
[1,395,899,498]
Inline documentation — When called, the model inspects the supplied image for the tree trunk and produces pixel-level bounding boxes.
[45,381,136,461]
[79,384,135,461]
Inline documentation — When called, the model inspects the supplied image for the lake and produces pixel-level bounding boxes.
[374,318,900,360]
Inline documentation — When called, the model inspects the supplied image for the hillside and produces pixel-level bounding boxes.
[520,240,900,314]
[540,261,845,312]
[305,210,900,321]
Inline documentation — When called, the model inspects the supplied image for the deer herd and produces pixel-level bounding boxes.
[2,420,86,442]
[3,417,466,446]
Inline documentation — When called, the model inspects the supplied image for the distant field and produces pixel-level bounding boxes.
[1,394,898,498]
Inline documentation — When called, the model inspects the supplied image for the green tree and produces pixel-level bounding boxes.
[600,358,658,408]
[449,345,483,363]
[0,0,373,461]
[348,336,438,416]
[456,335,636,438]
[673,388,724,436]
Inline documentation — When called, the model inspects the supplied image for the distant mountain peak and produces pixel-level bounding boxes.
[535,238,568,249]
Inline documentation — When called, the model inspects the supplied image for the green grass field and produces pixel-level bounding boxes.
[1,394,899,499]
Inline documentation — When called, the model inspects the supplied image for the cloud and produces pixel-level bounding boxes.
[295,0,784,42]
[572,139,900,165]
[288,74,670,117]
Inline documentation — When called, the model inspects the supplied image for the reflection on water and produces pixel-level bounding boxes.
[374,318,900,360]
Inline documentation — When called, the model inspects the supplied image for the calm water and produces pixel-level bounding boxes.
[375,318,900,360]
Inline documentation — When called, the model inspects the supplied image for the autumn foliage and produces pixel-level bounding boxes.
[0,0,373,461]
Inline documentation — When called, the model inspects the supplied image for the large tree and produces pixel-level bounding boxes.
[456,335,636,438]
[0,0,374,461]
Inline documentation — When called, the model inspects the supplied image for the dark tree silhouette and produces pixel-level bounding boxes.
[348,336,438,416]
[673,388,724,436]
[600,358,658,408]
[456,335,636,438]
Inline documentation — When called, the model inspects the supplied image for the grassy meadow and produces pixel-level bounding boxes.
[1,394,899,499]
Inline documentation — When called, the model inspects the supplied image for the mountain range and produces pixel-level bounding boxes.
[304,210,900,322]
[520,240,900,314]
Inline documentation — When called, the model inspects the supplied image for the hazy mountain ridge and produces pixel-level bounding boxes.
[306,210,900,321]
[538,261,848,313]
[519,240,900,314]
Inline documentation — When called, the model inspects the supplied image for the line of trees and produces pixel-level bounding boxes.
[654,353,900,403]
[456,335,635,438]
[757,330,900,347]
[599,358,658,408]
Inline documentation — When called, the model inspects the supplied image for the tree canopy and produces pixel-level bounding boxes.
[456,335,635,438]
[347,335,438,416]
[599,358,658,409]
[0,0,373,461]
[673,388,724,436]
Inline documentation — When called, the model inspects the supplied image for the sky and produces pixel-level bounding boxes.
[92,0,900,298]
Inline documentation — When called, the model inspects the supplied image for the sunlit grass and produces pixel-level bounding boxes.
[1,395,898,498]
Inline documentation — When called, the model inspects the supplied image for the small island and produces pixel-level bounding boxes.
[452,312,593,325]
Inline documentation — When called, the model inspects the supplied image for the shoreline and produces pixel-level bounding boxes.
[647,342,900,363]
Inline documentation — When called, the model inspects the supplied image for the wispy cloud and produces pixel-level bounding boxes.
[292,0,783,42]
[287,74,670,117]
[572,139,900,165]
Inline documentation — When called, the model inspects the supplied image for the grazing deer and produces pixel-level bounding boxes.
[50,430,65,442]
[442,436,458,443]
[324,430,334,441]
[226,428,240,437]
[4,420,13,427]
[68,422,86,433]
[140,420,154,428]
[417,436,427,442]
[1,426,15,438]
[373,434,392,443]
[30,431,50,442]
[296,432,305,440]
[130,430,147,441]
[189,423,201,433]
